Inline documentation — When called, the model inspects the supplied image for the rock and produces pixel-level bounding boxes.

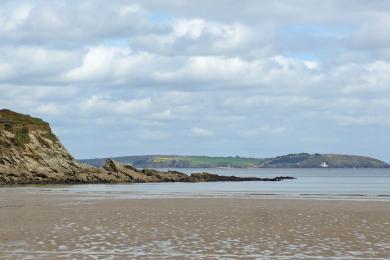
[102,159,120,172]
[189,173,296,182]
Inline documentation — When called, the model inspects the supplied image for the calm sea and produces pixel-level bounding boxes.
[4,168,390,200]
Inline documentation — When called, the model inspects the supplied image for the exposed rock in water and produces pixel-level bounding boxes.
[189,172,295,182]
[101,159,296,183]
[0,109,295,184]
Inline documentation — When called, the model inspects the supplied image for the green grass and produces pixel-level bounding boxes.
[0,109,49,129]
[10,127,30,146]
[0,109,57,147]
[41,131,58,143]
[151,155,265,168]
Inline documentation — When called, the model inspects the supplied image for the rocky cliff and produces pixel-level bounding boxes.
[0,109,294,184]
[0,109,108,184]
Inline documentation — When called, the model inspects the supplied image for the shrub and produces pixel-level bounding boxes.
[11,127,30,146]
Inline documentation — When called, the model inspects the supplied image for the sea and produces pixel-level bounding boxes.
[5,168,390,201]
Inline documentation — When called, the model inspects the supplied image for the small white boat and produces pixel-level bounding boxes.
[320,162,329,168]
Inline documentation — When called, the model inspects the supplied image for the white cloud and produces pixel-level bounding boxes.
[130,18,255,56]
[154,56,255,83]
[239,125,288,137]
[79,96,151,115]
[0,4,32,32]
[34,103,60,115]
[0,46,78,82]
[350,16,390,50]
[1,0,390,160]
[140,130,170,140]
[0,2,150,44]
[173,19,206,39]
[64,46,156,83]
[333,115,390,126]
[171,18,253,51]
[191,127,214,137]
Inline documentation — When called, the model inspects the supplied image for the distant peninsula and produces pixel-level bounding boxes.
[80,154,390,169]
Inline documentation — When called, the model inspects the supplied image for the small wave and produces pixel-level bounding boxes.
[300,193,366,197]
[248,193,281,196]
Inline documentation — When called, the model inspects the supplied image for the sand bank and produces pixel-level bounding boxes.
[0,192,389,259]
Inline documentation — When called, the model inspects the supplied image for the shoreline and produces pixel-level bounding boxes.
[1,183,390,202]
[1,192,390,258]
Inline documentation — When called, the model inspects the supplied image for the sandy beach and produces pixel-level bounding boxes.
[0,191,389,259]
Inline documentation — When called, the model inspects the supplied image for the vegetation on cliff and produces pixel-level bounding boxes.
[0,109,57,147]
[0,109,50,129]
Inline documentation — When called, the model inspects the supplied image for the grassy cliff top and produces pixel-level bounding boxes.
[0,109,50,129]
[0,109,57,147]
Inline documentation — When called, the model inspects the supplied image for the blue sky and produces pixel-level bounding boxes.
[1,0,390,162]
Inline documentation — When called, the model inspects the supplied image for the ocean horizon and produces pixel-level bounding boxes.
[3,168,389,201]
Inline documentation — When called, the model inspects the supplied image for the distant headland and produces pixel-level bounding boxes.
[80,153,390,169]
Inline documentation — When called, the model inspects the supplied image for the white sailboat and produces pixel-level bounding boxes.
[320,162,329,168]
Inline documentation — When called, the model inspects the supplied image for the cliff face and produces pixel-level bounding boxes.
[0,109,145,184]
[0,109,99,184]
[0,109,293,184]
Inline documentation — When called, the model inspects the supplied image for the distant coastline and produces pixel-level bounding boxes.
[79,153,390,169]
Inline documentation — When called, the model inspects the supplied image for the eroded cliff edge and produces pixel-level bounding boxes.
[0,109,294,184]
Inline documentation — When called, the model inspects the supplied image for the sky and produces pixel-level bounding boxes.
[0,0,389,161]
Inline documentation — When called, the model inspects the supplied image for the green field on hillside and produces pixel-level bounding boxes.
[150,156,265,168]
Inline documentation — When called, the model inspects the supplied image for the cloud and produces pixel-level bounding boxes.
[333,115,390,127]
[64,46,155,83]
[34,103,60,115]
[140,130,170,140]
[0,1,151,45]
[350,16,390,50]
[130,18,256,56]
[239,125,288,137]
[0,46,78,83]
[191,127,214,137]
[79,96,152,115]
[1,0,390,161]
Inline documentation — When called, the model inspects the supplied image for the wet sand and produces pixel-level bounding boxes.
[0,192,389,259]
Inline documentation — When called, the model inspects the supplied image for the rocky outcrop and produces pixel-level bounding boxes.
[0,109,295,184]
[189,172,295,182]
[102,159,191,183]
[101,159,296,183]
